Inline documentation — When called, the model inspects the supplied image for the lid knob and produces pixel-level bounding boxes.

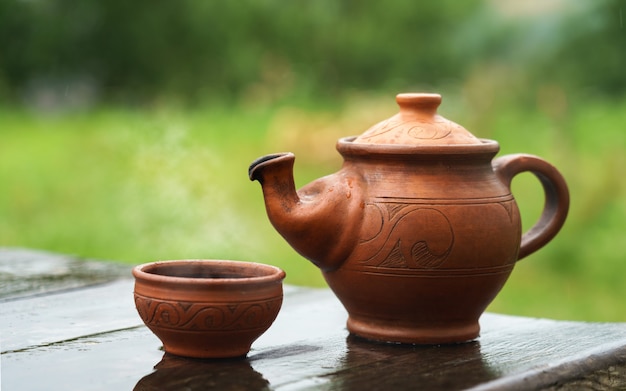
[396,93,441,119]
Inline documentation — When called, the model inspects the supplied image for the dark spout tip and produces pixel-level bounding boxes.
[248,153,294,181]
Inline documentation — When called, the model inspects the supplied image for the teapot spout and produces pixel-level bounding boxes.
[249,153,300,207]
[249,153,362,271]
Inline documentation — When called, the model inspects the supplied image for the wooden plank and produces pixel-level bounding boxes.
[0,279,141,353]
[3,275,626,390]
[0,279,336,354]
[0,247,128,301]
[1,327,160,391]
[0,285,349,390]
[3,249,626,390]
[4,313,626,390]
[253,314,626,390]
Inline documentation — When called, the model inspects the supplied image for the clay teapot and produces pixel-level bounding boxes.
[249,93,569,344]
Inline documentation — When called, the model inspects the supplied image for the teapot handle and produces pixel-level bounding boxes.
[493,154,570,261]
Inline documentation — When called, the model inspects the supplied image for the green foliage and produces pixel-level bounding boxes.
[5,1,623,105]
[0,0,481,104]
[537,0,626,96]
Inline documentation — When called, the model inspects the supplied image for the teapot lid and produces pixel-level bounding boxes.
[353,93,482,146]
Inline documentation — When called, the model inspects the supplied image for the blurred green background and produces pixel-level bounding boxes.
[1,0,625,321]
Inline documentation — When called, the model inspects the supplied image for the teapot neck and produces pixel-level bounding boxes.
[336,138,505,201]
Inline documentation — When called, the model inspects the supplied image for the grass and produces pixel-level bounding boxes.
[0,105,327,285]
[1,92,625,321]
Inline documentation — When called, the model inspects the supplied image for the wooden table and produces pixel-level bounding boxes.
[2,248,626,390]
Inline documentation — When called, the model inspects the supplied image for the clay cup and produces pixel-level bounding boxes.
[133,260,285,358]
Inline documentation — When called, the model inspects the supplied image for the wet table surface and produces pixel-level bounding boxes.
[2,248,626,390]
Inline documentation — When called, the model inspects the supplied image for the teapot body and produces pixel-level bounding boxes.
[324,138,521,343]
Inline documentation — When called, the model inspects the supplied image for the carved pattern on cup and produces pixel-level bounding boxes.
[354,202,455,269]
[134,295,281,331]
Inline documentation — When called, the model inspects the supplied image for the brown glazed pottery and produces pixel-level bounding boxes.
[249,92,569,344]
[132,260,285,358]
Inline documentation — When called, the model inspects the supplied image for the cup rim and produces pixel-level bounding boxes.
[132,259,286,287]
